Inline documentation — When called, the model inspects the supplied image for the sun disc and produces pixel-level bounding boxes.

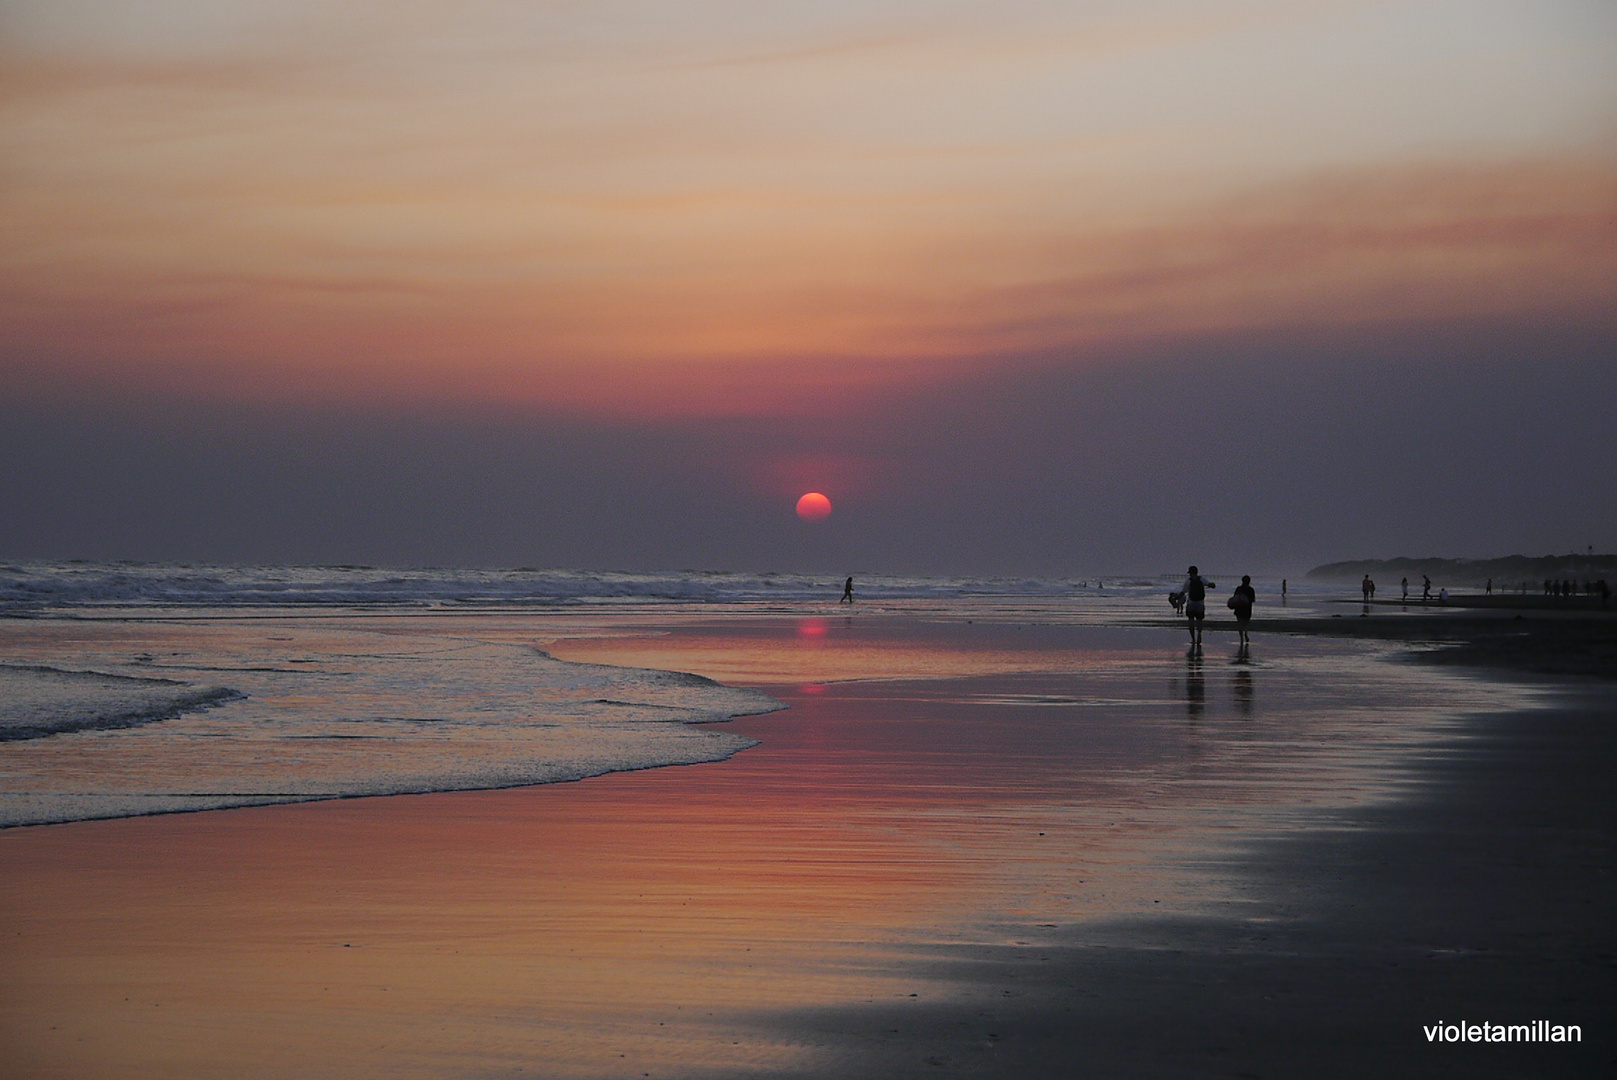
[795,492,832,521]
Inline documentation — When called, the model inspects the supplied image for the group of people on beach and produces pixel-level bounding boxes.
[1544,577,1609,602]
[1169,566,1255,652]
[1394,575,1434,603]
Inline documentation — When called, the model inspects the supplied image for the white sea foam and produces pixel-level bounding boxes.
[0,665,241,741]
[0,561,1199,612]
[0,623,780,829]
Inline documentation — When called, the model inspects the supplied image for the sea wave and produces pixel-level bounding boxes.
[0,562,1146,612]
[0,625,782,829]
[0,664,242,741]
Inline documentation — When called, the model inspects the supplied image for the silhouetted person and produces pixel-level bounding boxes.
[1422,575,1432,602]
[840,577,854,604]
[1179,565,1216,649]
[1227,575,1256,648]
[1401,576,1409,603]
[1281,578,1287,604]
[1599,579,1610,608]
[1168,589,1186,615]
[1361,575,1374,604]
[1486,577,1493,595]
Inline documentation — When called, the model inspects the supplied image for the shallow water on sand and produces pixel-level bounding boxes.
[0,615,775,827]
[0,609,1545,1078]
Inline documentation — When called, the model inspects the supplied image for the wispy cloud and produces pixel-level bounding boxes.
[3,2,1613,420]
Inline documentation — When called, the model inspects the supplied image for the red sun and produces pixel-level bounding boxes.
[795,492,832,521]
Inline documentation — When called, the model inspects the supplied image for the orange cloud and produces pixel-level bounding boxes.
[4,4,1614,418]
[4,156,1611,419]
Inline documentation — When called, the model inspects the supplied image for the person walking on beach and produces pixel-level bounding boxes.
[840,577,854,604]
[1281,578,1287,604]
[1422,575,1432,602]
[1401,576,1409,603]
[1178,565,1215,649]
[1227,575,1256,648]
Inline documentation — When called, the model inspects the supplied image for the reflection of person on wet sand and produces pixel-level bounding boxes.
[840,577,854,604]
[1184,651,1205,717]
[1232,667,1253,715]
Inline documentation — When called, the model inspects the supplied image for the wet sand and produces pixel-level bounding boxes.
[1222,605,1617,680]
[761,692,1616,1079]
[1,614,1611,1078]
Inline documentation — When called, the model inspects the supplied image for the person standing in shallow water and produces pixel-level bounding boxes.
[1178,565,1216,649]
[840,577,854,604]
[1228,575,1256,649]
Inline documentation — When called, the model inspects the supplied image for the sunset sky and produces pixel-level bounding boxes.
[3,1,1614,573]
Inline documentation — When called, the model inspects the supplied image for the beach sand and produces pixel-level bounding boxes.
[1,614,1611,1078]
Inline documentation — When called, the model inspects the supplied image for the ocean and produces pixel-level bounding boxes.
[0,561,1512,831]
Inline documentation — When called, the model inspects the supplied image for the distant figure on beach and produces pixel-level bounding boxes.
[1227,575,1256,648]
[1281,578,1287,604]
[1600,579,1610,608]
[1401,577,1409,603]
[1168,589,1186,615]
[1178,565,1215,649]
[840,577,854,604]
[1422,575,1432,602]
[1361,575,1374,604]
[1439,587,1448,604]
[1486,577,1493,595]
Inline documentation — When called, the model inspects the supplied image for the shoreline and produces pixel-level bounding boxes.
[1149,607,1617,681]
